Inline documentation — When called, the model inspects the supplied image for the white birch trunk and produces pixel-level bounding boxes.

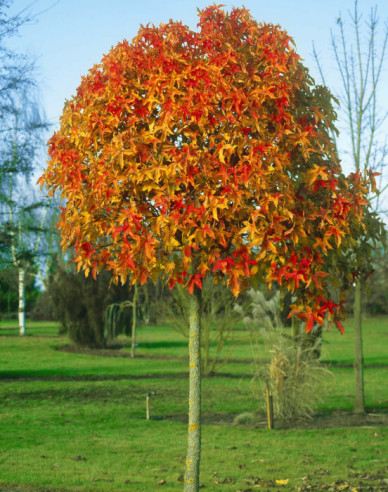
[18,266,26,336]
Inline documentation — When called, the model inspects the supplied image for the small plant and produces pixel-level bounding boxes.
[263,335,331,421]
[240,288,332,421]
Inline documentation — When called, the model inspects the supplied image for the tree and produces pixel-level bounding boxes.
[313,0,388,414]
[47,251,134,347]
[0,2,49,332]
[0,1,38,185]
[0,264,39,318]
[2,94,48,334]
[39,6,378,490]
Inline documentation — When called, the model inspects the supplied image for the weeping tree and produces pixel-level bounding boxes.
[313,0,388,414]
[1,94,48,333]
[39,6,379,490]
[105,282,143,357]
[0,2,49,331]
[47,251,135,347]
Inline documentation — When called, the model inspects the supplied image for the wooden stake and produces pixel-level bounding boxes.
[266,385,274,429]
[146,394,150,420]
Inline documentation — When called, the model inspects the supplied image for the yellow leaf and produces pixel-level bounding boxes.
[275,479,289,485]
[251,264,259,275]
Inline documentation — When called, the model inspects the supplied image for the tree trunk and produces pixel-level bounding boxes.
[354,279,365,414]
[131,284,138,358]
[291,316,301,343]
[184,286,202,492]
[18,266,26,336]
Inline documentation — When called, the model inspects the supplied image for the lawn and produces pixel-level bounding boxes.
[0,317,387,491]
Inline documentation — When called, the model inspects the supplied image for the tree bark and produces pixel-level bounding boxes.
[184,286,202,492]
[131,284,138,358]
[18,266,26,336]
[354,279,365,414]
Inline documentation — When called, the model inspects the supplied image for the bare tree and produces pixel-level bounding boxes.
[0,2,50,331]
[313,0,388,414]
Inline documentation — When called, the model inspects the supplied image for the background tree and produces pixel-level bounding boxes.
[104,282,147,357]
[47,251,134,347]
[157,277,243,375]
[313,0,388,414]
[2,93,48,333]
[39,6,379,490]
[0,1,50,331]
[0,1,38,196]
[0,264,39,318]
[365,245,388,315]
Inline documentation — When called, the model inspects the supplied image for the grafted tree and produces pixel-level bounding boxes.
[39,6,378,490]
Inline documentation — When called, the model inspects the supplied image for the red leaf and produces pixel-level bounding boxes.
[188,274,203,295]
[81,242,95,258]
[335,320,344,334]
[184,246,192,258]
[306,315,314,333]
[168,278,176,290]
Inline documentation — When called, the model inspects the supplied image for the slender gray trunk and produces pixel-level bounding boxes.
[184,286,201,492]
[18,266,26,336]
[131,284,138,358]
[354,279,365,414]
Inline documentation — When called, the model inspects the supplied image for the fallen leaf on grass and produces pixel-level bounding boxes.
[70,455,86,461]
[158,479,167,485]
[214,476,235,484]
[276,479,289,485]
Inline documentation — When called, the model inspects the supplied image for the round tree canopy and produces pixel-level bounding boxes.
[39,5,375,332]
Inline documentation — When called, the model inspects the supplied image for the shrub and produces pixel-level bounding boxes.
[29,290,56,321]
[0,266,40,319]
[47,253,133,347]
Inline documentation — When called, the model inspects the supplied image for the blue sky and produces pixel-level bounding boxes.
[6,0,388,191]
[8,0,387,124]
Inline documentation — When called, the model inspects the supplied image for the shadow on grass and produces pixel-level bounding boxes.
[0,369,190,382]
[0,384,175,404]
[0,369,243,382]
[137,340,188,349]
[55,343,189,358]
[323,361,388,368]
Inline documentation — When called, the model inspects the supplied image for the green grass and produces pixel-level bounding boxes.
[0,317,387,491]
